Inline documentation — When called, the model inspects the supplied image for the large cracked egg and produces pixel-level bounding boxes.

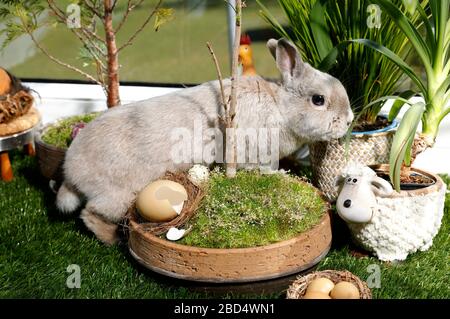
[137,180,188,222]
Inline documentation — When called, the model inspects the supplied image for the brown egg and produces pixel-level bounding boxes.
[306,277,335,295]
[0,68,11,95]
[303,291,332,299]
[330,281,360,299]
[137,180,188,222]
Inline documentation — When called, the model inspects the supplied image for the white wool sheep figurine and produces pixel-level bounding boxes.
[336,163,446,261]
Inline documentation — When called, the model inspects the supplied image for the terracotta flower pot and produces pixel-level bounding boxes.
[35,123,66,182]
[128,212,333,283]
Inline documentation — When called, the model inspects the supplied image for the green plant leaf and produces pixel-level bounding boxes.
[317,40,352,71]
[351,39,427,95]
[310,0,333,60]
[154,8,174,32]
[388,90,417,121]
[373,0,433,76]
[435,74,450,99]
[389,102,425,191]
[402,0,418,15]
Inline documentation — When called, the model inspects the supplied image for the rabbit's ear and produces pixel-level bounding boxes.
[267,38,305,82]
[266,39,278,59]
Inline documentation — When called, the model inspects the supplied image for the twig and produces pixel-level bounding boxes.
[85,0,104,18]
[81,23,106,43]
[47,0,106,61]
[27,32,102,86]
[229,0,242,121]
[225,0,242,177]
[115,0,133,34]
[111,0,119,12]
[206,42,227,112]
[116,0,145,34]
[117,0,163,52]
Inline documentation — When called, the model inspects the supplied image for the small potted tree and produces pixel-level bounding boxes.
[260,0,422,200]
[0,0,172,180]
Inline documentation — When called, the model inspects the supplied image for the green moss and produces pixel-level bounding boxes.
[179,169,327,249]
[41,113,100,149]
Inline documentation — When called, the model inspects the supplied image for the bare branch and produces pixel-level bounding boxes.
[84,0,104,19]
[46,0,66,23]
[225,0,242,177]
[47,0,106,70]
[115,0,132,34]
[28,32,102,86]
[117,0,163,52]
[206,42,227,113]
[229,0,242,120]
[83,26,106,44]
[111,0,119,12]
[115,0,145,34]
[19,9,102,87]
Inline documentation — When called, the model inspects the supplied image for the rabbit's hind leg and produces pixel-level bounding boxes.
[80,208,119,245]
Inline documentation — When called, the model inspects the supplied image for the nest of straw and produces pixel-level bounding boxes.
[286,270,372,299]
[125,171,205,236]
[0,90,34,124]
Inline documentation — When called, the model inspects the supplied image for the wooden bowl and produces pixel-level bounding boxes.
[128,211,332,283]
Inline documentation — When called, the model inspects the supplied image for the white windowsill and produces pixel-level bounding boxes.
[26,82,181,125]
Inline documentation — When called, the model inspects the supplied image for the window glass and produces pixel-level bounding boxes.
[1,0,285,84]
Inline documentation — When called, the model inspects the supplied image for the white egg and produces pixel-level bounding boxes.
[137,180,188,222]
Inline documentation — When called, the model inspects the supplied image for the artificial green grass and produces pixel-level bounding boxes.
[180,169,326,248]
[0,151,449,298]
[41,113,99,148]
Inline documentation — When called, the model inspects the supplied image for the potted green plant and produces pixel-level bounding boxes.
[259,0,421,200]
[353,0,450,182]
[335,0,449,261]
[0,0,173,181]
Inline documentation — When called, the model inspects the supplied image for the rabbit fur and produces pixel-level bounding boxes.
[56,38,353,244]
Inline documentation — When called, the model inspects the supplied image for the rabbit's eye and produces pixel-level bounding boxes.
[312,95,325,106]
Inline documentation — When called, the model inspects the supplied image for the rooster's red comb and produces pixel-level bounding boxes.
[240,34,251,45]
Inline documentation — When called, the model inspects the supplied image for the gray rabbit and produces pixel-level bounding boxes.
[56,38,353,244]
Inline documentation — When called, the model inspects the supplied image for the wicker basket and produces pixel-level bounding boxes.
[286,270,372,299]
[309,129,395,201]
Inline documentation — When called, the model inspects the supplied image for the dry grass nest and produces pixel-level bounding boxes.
[125,171,204,236]
[287,270,372,299]
[0,90,34,124]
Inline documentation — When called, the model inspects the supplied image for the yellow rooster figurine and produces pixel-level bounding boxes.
[239,34,257,76]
